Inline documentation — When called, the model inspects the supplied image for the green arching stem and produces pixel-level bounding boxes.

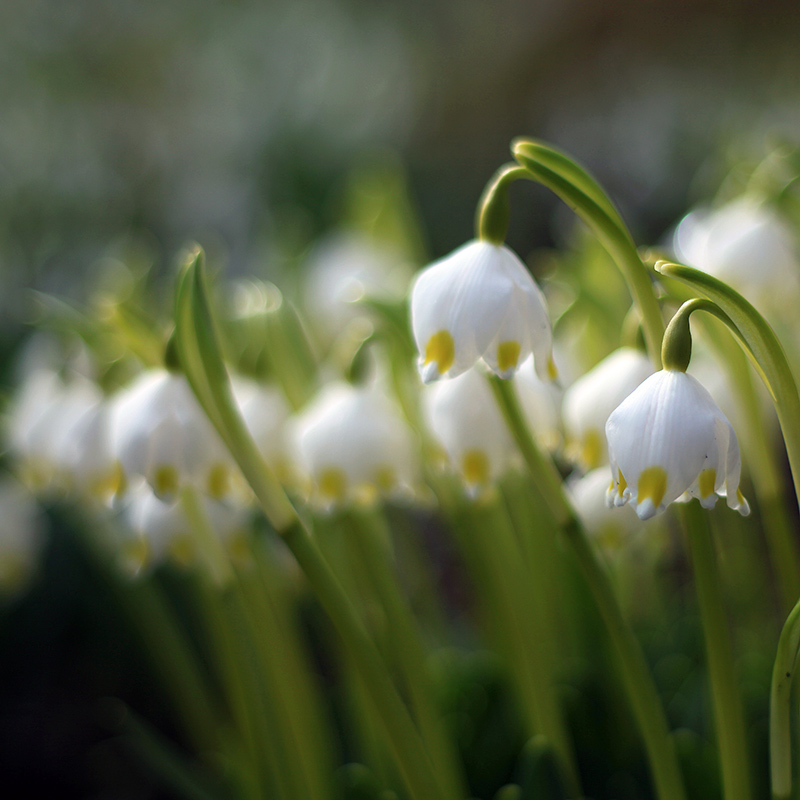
[489,375,687,800]
[476,165,529,244]
[655,262,800,799]
[680,503,752,800]
[509,140,665,368]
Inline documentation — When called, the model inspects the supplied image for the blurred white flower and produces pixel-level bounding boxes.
[563,348,653,470]
[410,240,555,383]
[120,485,250,575]
[513,356,563,451]
[6,369,107,494]
[111,369,234,502]
[673,197,800,311]
[569,466,642,540]
[0,475,45,594]
[232,376,292,473]
[304,232,412,340]
[423,366,516,495]
[605,370,749,520]
[293,381,417,507]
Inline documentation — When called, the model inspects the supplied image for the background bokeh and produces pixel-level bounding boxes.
[4,0,800,796]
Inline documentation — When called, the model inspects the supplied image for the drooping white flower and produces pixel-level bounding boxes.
[673,197,800,311]
[304,232,413,340]
[568,466,642,540]
[563,348,653,470]
[293,381,418,507]
[231,376,292,471]
[110,369,234,502]
[120,485,250,575]
[410,240,555,384]
[513,356,563,451]
[605,370,749,520]
[6,368,107,494]
[422,366,516,494]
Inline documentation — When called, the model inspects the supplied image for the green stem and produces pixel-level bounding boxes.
[510,140,665,367]
[489,375,687,800]
[681,503,752,800]
[455,494,581,796]
[282,519,449,800]
[770,598,800,800]
[343,509,468,800]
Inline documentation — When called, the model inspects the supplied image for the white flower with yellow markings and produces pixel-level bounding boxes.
[605,369,749,520]
[563,348,653,471]
[422,366,515,495]
[293,381,417,508]
[111,369,234,502]
[410,240,555,383]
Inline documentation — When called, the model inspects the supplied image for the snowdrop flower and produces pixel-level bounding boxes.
[6,369,105,493]
[232,376,292,475]
[423,366,516,494]
[513,356,563,451]
[293,381,417,508]
[304,232,412,340]
[410,240,555,384]
[605,369,749,520]
[673,197,800,311]
[563,348,653,470]
[120,486,250,575]
[569,466,642,541]
[111,369,234,502]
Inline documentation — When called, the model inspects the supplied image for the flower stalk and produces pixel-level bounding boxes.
[489,374,687,800]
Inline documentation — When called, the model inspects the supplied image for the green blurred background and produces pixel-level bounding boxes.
[3,0,800,796]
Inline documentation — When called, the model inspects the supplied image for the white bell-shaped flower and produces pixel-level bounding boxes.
[304,232,413,340]
[231,376,291,471]
[293,381,418,507]
[422,366,516,494]
[410,240,555,383]
[673,197,800,311]
[513,356,563,451]
[58,397,120,503]
[568,466,642,540]
[120,486,250,574]
[563,348,653,470]
[111,369,234,502]
[6,368,104,493]
[605,369,750,520]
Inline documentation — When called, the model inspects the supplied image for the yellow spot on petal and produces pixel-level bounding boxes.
[424,330,455,375]
[374,466,396,492]
[207,463,230,500]
[618,469,628,497]
[153,465,179,499]
[547,356,558,381]
[637,466,667,508]
[698,468,717,499]
[462,449,490,487]
[497,340,521,373]
[737,487,746,504]
[582,429,603,470]
[319,468,347,501]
